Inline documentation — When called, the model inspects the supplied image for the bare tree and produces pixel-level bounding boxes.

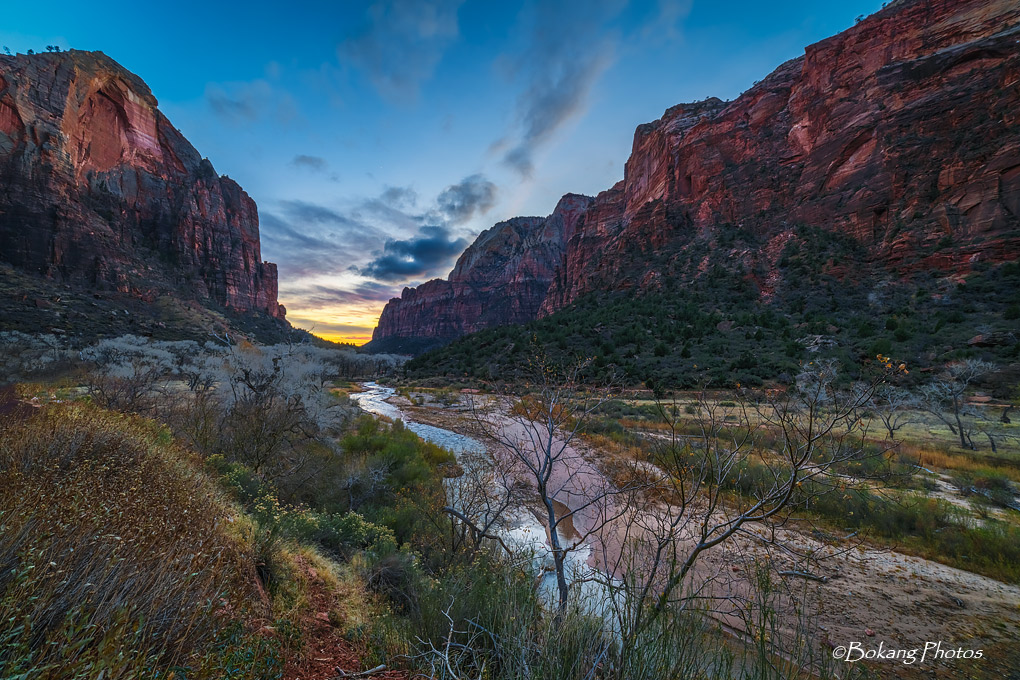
[79,336,176,413]
[870,384,918,440]
[919,359,995,449]
[466,354,640,615]
[592,359,895,676]
[441,447,526,557]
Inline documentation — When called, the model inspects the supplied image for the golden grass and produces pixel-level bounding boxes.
[0,402,269,677]
[893,440,1020,482]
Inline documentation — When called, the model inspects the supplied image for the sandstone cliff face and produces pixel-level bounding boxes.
[373,0,1020,347]
[372,193,591,343]
[543,0,1020,310]
[0,50,283,319]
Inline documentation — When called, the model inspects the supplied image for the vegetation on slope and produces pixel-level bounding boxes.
[405,227,1020,390]
[0,402,281,679]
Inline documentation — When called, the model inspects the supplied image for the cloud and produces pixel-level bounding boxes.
[493,0,693,177]
[205,79,298,125]
[262,174,494,288]
[359,225,468,281]
[434,174,497,224]
[277,200,360,228]
[379,185,419,210]
[340,0,464,102]
[261,203,385,278]
[291,154,329,172]
[496,0,624,177]
[281,282,397,310]
[643,0,693,42]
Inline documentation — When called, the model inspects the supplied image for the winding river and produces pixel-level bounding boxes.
[353,381,612,609]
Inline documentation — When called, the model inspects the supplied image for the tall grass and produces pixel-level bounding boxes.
[369,550,864,680]
[799,481,1020,583]
[0,403,280,678]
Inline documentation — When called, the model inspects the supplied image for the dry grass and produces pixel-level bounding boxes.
[0,402,272,678]
[894,440,1020,482]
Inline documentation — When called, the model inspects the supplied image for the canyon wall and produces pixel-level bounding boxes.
[0,50,283,320]
[372,0,1020,349]
[370,193,591,347]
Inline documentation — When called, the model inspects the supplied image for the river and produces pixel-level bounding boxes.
[353,381,614,611]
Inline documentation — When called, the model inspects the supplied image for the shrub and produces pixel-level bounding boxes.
[0,403,276,678]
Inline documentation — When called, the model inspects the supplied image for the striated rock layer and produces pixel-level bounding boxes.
[372,0,1020,348]
[0,50,283,320]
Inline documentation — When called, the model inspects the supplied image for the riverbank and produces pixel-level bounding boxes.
[358,383,1020,679]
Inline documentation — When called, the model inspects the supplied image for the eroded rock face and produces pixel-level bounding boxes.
[372,0,1020,347]
[544,0,1020,309]
[372,193,592,343]
[0,50,283,319]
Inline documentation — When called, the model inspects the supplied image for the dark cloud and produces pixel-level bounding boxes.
[205,80,298,125]
[340,0,464,102]
[291,154,329,172]
[434,174,497,224]
[278,200,359,228]
[359,225,467,281]
[498,1,622,177]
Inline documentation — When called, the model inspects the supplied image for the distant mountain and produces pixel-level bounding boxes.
[372,0,1020,366]
[0,50,293,342]
[365,193,592,353]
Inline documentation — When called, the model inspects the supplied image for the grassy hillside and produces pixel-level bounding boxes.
[0,402,282,678]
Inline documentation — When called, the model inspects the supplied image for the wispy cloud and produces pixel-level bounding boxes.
[340,0,465,102]
[290,154,328,172]
[205,79,298,125]
[497,0,622,178]
[642,0,693,43]
[280,282,397,310]
[260,204,383,278]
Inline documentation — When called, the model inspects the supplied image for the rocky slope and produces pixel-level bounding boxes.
[373,0,1020,350]
[0,50,285,339]
[368,193,591,352]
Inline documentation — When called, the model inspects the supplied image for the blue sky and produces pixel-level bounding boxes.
[3,0,883,342]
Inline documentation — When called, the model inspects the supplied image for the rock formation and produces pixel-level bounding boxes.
[370,193,591,349]
[0,50,284,323]
[372,0,1020,349]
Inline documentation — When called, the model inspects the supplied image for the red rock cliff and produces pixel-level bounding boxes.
[372,0,1020,346]
[543,0,1020,311]
[0,50,283,319]
[371,193,592,343]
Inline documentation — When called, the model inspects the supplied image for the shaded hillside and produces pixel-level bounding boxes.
[406,234,1020,389]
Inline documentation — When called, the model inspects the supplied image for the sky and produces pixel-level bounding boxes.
[3,0,883,344]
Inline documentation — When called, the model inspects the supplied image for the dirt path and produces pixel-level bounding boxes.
[281,555,408,680]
